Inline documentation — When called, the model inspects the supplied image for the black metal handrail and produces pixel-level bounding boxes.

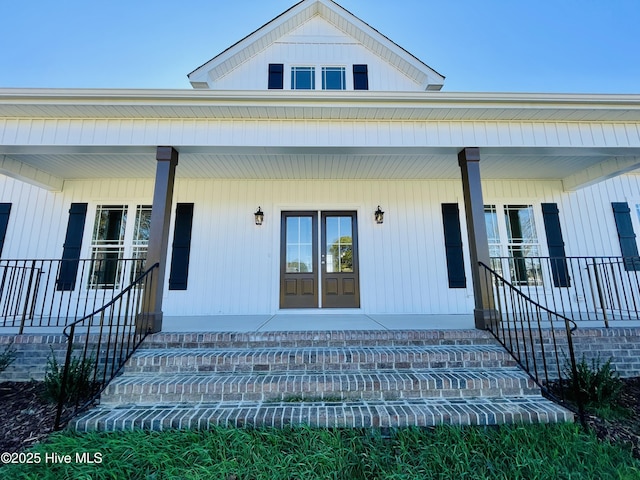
[0,258,148,331]
[53,262,159,430]
[490,255,640,325]
[479,261,584,423]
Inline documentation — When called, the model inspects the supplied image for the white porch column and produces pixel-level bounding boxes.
[458,147,495,329]
[143,146,178,333]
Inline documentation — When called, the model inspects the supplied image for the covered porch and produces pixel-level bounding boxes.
[1,90,640,331]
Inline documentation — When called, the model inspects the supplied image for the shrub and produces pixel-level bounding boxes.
[0,340,17,373]
[43,346,96,405]
[564,354,623,410]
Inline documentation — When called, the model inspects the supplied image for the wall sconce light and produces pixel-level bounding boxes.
[374,206,384,224]
[254,206,264,226]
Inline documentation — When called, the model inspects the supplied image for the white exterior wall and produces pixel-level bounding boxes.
[211,17,421,91]
[1,174,640,316]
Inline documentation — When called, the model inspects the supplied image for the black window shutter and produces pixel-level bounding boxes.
[612,202,640,271]
[268,64,284,90]
[541,203,570,287]
[56,203,88,291]
[0,203,11,257]
[353,64,369,90]
[441,204,466,288]
[169,203,194,290]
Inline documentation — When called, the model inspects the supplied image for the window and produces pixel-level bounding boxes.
[88,205,151,289]
[484,206,503,275]
[131,205,151,280]
[322,67,346,90]
[291,67,315,90]
[484,204,542,285]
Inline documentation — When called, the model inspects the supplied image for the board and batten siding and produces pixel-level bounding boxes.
[210,16,421,91]
[1,174,640,315]
[168,179,471,315]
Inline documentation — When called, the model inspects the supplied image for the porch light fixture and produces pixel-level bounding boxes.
[254,207,264,226]
[374,206,384,224]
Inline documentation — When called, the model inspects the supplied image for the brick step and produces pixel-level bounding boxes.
[100,368,539,405]
[73,396,574,432]
[124,345,517,375]
[143,329,497,349]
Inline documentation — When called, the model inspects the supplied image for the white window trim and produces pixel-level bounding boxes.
[484,202,547,287]
[86,203,152,289]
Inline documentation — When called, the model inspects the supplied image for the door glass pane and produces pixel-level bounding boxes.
[286,216,313,273]
[326,216,353,273]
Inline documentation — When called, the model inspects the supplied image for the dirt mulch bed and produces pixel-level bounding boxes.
[582,377,640,459]
[0,382,58,454]
[0,379,639,457]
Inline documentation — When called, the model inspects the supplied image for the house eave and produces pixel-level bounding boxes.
[1,88,640,122]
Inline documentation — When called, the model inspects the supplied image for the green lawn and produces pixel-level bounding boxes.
[1,424,638,479]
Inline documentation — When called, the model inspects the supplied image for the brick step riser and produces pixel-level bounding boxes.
[74,398,575,432]
[125,360,515,375]
[123,353,517,375]
[100,378,539,405]
[142,330,499,349]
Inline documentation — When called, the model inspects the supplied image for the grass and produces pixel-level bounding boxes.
[1,424,639,479]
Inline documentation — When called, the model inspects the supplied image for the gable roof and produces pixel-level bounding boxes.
[187,0,445,91]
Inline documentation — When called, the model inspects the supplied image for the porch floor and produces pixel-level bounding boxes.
[161,314,476,332]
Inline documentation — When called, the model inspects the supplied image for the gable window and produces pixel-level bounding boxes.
[291,66,315,90]
[322,67,346,90]
[484,204,542,286]
[88,204,151,289]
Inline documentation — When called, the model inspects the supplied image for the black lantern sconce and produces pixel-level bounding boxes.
[254,207,264,226]
[374,206,384,224]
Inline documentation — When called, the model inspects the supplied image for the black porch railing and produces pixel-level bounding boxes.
[0,258,146,331]
[490,256,640,325]
[53,262,158,430]
[480,261,584,421]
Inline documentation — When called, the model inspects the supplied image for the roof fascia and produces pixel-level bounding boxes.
[2,89,640,121]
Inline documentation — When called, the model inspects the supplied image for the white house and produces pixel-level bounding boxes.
[1,0,640,333]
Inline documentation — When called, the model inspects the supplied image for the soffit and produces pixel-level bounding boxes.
[4,151,625,181]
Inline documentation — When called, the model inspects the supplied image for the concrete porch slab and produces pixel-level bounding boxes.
[160,314,476,332]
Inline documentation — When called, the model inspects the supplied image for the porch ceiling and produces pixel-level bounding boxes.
[2,146,639,182]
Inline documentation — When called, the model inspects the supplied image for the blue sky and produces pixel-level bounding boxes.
[1,0,638,93]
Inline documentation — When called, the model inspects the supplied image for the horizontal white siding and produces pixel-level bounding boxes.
[1,174,640,316]
[3,118,639,149]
